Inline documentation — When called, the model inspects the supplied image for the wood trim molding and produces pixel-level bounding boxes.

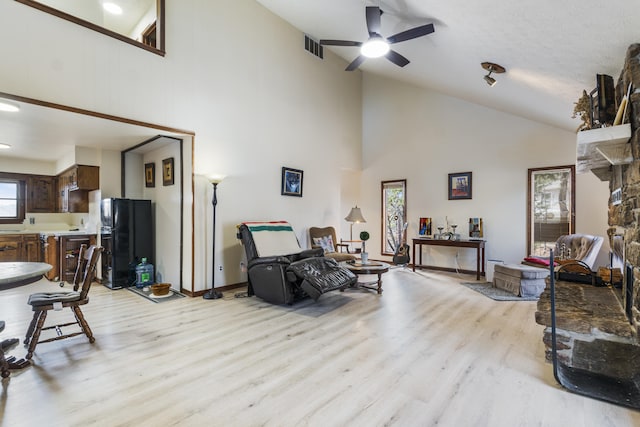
[182,281,247,298]
[14,0,166,56]
[0,91,194,136]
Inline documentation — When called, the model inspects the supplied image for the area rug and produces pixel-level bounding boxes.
[127,286,186,303]
[460,282,539,301]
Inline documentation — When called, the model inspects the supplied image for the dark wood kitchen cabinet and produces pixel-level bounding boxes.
[59,234,97,283]
[43,234,96,282]
[56,165,100,213]
[0,234,41,262]
[27,175,56,213]
[64,165,99,191]
[23,234,41,262]
[42,235,58,280]
[0,235,22,262]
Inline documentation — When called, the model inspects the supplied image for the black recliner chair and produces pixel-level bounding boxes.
[237,221,356,304]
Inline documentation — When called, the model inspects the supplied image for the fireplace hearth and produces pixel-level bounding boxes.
[535,276,640,409]
[534,42,640,410]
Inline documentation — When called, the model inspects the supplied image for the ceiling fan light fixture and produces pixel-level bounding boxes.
[361,37,389,58]
[481,62,506,87]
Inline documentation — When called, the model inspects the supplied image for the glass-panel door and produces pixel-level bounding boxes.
[381,179,407,255]
[527,166,575,256]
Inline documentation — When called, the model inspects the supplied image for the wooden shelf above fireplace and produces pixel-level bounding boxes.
[576,124,632,180]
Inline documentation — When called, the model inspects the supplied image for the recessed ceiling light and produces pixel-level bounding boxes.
[0,101,20,112]
[103,2,123,15]
[0,143,11,150]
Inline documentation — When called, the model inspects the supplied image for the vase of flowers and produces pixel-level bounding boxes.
[360,231,370,264]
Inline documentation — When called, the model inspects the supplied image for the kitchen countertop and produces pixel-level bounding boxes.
[0,230,96,237]
[40,230,96,237]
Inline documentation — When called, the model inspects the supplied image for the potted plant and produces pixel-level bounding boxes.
[360,231,370,263]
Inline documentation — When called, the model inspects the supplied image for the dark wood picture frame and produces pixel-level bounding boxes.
[448,172,472,200]
[281,167,303,197]
[145,162,155,188]
[162,157,174,186]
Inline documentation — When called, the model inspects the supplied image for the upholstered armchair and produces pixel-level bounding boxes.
[309,226,356,262]
[237,221,356,304]
[524,233,604,269]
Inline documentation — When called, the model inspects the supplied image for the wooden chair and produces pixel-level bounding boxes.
[24,245,103,360]
[0,325,27,378]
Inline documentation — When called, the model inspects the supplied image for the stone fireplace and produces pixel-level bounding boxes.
[610,43,640,333]
[535,44,640,406]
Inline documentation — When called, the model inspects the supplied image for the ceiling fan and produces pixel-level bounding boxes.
[320,6,435,71]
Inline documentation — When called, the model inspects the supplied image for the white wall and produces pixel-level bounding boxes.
[0,157,57,175]
[141,142,182,291]
[0,1,362,288]
[360,74,610,269]
[99,150,122,199]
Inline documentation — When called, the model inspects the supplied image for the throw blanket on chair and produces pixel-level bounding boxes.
[243,221,303,257]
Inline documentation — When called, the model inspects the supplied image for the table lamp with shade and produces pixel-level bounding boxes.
[203,174,225,300]
[344,206,366,241]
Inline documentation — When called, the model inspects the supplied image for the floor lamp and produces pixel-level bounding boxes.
[203,175,225,300]
[345,206,366,241]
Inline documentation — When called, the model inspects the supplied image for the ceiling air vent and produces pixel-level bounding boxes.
[304,35,323,59]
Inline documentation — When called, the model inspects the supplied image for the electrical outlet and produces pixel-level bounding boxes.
[219,265,223,271]
[29,217,35,225]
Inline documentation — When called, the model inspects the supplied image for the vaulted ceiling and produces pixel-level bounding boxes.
[257,0,639,131]
[1,0,637,162]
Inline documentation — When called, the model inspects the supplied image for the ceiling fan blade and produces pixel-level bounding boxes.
[385,50,410,68]
[386,23,435,44]
[365,6,382,36]
[346,55,366,71]
[319,39,362,47]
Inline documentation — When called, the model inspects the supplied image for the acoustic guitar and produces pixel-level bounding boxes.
[392,222,410,265]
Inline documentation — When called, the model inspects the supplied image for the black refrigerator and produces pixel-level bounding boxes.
[101,198,154,289]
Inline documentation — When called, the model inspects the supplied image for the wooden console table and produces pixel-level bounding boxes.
[412,238,486,280]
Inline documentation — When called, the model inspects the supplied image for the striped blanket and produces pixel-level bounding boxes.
[243,221,302,257]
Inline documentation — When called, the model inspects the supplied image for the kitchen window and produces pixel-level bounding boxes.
[0,178,26,224]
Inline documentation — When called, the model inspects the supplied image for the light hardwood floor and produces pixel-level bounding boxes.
[1,268,639,426]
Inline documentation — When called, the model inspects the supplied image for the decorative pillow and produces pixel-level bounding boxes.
[313,235,335,254]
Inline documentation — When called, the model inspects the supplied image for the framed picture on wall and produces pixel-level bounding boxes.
[448,172,472,200]
[469,217,484,238]
[163,157,174,186]
[145,162,155,188]
[419,217,432,236]
[281,167,303,197]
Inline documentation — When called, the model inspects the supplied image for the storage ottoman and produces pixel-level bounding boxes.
[493,263,548,297]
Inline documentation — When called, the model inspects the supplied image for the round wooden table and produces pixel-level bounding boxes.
[340,261,390,294]
[0,262,52,290]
